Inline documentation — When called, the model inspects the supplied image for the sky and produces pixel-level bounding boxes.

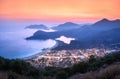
[0,0,120,23]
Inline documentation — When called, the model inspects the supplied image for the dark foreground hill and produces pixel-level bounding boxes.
[70,64,120,79]
[0,51,120,79]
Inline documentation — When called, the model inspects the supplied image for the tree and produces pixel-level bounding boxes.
[88,55,96,63]
[56,71,68,79]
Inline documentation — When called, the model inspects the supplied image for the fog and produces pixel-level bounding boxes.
[0,20,57,58]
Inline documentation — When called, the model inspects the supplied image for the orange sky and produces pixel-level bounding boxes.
[0,0,120,22]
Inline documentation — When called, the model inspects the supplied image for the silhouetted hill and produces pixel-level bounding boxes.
[52,22,81,31]
[26,25,92,40]
[54,27,120,50]
[70,64,120,79]
[26,24,49,30]
[26,18,120,49]
[92,18,120,30]
[0,51,120,79]
[0,56,40,79]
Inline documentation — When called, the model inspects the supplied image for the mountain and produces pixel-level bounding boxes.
[92,28,120,46]
[92,18,120,30]
[26,18,120,49]
[26,31,61,40]
[26,24,49,30]
[52,22,81,31]
[94,18,120,26]
[54,27,120,50]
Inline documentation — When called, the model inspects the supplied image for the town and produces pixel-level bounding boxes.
[25,48,118,68]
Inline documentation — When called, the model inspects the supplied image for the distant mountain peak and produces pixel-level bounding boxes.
[64,22,77,24]
[92,18,120,29]
[96,18,120,24]
[29,24,47,27]
[101,18,109,21]
[59,22,79,26]
[95,18,120,24]
[26,24,49,30]
[52,22,81,31]
[93,18,111,26]
[99,18,110,22]
[113,19,120,22]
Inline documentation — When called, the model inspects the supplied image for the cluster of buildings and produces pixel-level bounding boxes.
[25,48,113,68]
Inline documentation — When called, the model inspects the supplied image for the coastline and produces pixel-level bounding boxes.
[22,39,59,60]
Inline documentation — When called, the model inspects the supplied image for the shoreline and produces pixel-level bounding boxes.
[22,40,59,60]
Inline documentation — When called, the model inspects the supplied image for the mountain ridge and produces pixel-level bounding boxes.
[26,18,120,50]
[52,22,81,31]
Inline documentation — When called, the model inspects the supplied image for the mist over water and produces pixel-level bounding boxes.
[0,20,56,58]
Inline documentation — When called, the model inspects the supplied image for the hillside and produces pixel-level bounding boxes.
[0,51,120,79]
[70,64,120,79]
[26,18,120,50]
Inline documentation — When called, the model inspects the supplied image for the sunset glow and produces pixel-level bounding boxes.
[0,0,120,22]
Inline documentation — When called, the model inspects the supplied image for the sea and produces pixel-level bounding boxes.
[0,20,56,58]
